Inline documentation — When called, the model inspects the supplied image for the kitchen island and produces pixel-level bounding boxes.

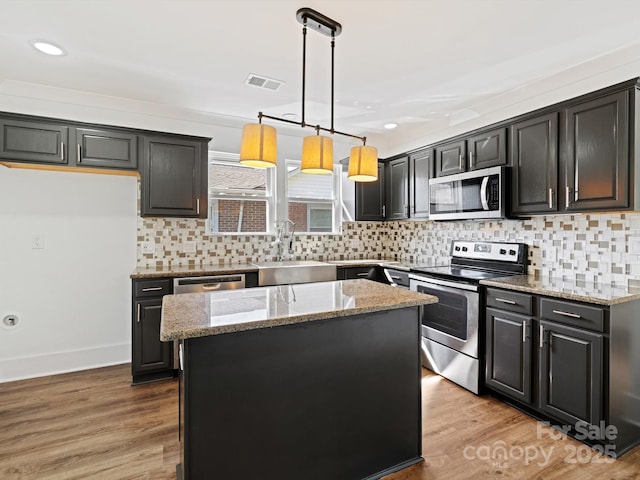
[161,279,438,480]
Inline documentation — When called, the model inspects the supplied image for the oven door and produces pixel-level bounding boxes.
[409,275,479,358]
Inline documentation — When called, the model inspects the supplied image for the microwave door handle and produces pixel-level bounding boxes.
[480,176,489,210]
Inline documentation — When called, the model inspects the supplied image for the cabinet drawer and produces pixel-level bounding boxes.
[540,298,604,332]
[385,268,409,287]
[486,288,533,315]
[134,278,172,298]
[342,266,379,280]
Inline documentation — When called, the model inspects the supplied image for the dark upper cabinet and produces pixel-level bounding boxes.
[0,118,68,164]
[73,127,138,169]
[510,112,559,215]
[467,127,507,171]
[485,308,532,404]
[385,156,409,220]
[434,139,466,177]
[538,320,603,427]
[409,148,431,218]
[355,163,385,221]
[141,135,207,218]
[564,91,629,211]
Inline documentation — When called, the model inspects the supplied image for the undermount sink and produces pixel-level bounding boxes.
[252,260,337,286]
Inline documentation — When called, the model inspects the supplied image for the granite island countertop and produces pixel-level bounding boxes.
[161,279,437,341]
[481,275,640,306]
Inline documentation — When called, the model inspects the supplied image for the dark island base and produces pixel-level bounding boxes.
[180,307,423,480]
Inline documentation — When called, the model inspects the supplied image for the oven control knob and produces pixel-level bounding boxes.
[509,249,516,256]
[462,246,468,252]
[499,249,506,255]
[455,246,461,251]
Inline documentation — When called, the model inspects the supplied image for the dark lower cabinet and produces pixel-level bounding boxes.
[73,127,138,169]
[133,299,172,374]
[485,288,640,456]
[0,118,68,164]
[538,320,603,427]
[485,308,532,404]
[337,266,381,281]
[564,91,629,211]
[132,278,174,384]
[355,163,385,221]
[141,135,207,218]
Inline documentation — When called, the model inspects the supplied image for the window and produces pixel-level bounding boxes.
[286,160,341,233]
[208,151,274,234]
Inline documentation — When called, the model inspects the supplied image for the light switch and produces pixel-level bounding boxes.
[141,241,155,254]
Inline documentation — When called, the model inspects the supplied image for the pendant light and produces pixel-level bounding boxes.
[239,8,378,182]
[348,144,378,182]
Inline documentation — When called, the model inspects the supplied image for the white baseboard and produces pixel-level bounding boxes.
[0,343,131,383]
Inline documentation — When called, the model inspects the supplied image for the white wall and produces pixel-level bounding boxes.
[0,167,137,382]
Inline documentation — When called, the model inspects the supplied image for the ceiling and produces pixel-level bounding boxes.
[2,0,640,157]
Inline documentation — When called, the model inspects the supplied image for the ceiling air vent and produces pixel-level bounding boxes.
[245,73,284,91]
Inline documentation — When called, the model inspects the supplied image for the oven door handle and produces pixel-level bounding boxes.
[409,274,478,292]
[480,175,489,210]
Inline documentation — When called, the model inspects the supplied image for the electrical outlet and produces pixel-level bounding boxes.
[32,233,44,250]
[183,241,196,253]
[141,241,155,254]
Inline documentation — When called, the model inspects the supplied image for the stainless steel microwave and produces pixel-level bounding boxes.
[429,166,507,220]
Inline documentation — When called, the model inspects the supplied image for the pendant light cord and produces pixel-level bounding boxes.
[302,22,307,127]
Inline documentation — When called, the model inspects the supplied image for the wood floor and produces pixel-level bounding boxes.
[1,364,639,479]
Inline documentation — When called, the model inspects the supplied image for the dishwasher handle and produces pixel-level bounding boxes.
[173,274,246,293]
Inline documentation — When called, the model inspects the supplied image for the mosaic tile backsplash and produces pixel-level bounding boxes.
[137,213,640,289]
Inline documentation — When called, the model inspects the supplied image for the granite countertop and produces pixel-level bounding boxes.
[160,279,438,341]
[481,275,640,306]
[131,259,413,278]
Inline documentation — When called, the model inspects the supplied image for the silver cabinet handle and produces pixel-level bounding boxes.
[458,153,463,169]
[382,205,386,217]
[196,198,200,215]
[522,321,527,343]
[136,303,141,323]
[548,188,554,209]
[356,272,369,277]
[142,286,163,292]
[201,283,222,291]
[575,189,579,202]
[552,309,581,319]
[539,324,544,349]
[61,142,65,160]
[391,276,401,280]
[495,298,516,305]
[469,151,474,169]
[77,144,82,163]
[565,186,571,208]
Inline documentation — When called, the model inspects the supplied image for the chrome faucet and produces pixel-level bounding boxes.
[271,219,296,261]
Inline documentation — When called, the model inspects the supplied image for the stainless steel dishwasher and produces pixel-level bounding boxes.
[171,274,247,368]
[173,273,246,293]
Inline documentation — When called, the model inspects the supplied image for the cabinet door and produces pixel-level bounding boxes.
[73,127,138,169]
[133,298,172,375]
[485,308,533,404]
[409,148,431,218]
[355,163,385,221]
[0,118,68,164]
[434,140,466,177]
[564,91,629,211]
[385,156,409,220]
[538,320,603,427]
[341,266,380,280]
[141,136,205,217]
[510,112,559,214]
[467,128,507,171]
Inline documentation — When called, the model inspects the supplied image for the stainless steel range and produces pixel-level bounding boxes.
[409,240,528,394]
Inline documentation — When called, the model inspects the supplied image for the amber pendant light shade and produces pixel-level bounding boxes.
[348,145,378,182]
[239,123,277,168]
[301,135,333,174]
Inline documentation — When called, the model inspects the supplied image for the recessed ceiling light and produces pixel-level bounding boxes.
[31,41,65,56]
[384,123,398,130]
